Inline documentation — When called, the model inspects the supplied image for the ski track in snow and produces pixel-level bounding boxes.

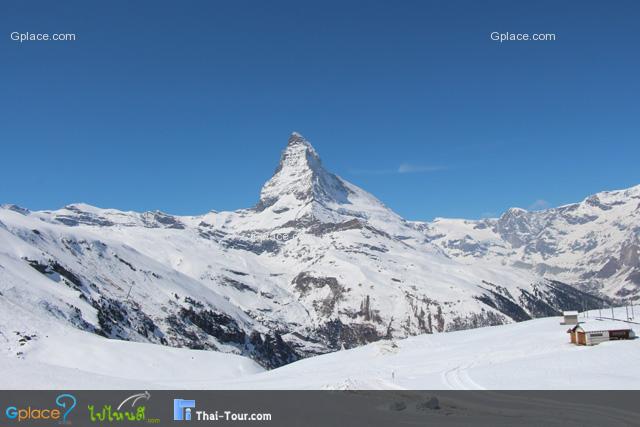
[441,360,486,390]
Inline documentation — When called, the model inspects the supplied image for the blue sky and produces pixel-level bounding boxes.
[1,1,639,220]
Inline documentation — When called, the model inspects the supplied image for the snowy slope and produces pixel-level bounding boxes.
[0,132,626,370]
[0,297,263,389]
[207,307,640,390]
[3,307,637,390]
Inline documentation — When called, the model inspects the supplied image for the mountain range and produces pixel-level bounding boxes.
[1,132,637,368]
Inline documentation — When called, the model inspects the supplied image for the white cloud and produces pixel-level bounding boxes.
[481,211,497,219]
[528,199,551,211]
[348,168,396,175]
[350,163,445,176]
[397,163,445,174]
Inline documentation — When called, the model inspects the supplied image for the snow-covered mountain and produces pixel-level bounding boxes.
[426,185,640,301]
[0,132,626,368]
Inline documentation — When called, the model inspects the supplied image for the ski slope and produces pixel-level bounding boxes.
[0,291,264,389]
[215,307,639,390]
[1,308,637,389]
[0,325,264,389]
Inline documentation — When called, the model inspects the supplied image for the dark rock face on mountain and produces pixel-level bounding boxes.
[0,133,627,369]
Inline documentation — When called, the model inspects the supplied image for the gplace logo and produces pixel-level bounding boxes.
[174,399,196,421]
[5,393,77,423]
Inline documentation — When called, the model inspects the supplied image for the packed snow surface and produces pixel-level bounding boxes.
[2,307,637,389]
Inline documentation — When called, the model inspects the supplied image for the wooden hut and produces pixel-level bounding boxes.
[568,320,635,346]
[561,311,579,325]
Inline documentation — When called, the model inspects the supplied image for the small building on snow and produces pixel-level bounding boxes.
[568,321,635,346]
[561,311,579,325]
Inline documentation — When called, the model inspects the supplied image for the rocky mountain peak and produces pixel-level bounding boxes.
[495,207,540,248]
[287,131,313,147]
[257,133,352,211]
[277,132,323,175]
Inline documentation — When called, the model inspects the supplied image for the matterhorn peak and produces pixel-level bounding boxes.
[279,132,322,171]
[257,132,351,212]
[287,131,309,145]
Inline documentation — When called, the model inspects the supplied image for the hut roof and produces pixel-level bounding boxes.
[574,320,633,333]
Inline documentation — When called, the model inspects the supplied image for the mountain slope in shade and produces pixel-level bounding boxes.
[0,133,618,368]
